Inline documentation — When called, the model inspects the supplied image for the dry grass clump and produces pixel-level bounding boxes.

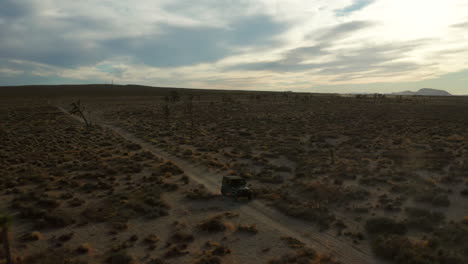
[281,236,306,249]
[20,231,43,242]
[164,245,189,258]
[237,223,258,234]
[144,233,160,248]
[156,161,184,175]
[76,243,92,254]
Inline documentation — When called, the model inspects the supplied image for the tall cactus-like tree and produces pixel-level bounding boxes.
[0,213,12,264]
[70,99,91,128]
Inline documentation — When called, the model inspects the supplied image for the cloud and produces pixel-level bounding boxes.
[335,0,375,16]
[0,0,32,19]
[313,21,375,42]
[102,15,287,68]
[451,21,468,28]
[228,21,386,73]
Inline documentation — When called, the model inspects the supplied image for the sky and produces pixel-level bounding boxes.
[0,0,467,94]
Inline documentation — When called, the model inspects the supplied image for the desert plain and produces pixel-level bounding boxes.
[0,86,467,264]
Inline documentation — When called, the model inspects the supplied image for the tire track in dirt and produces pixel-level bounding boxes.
[57,105,384,264]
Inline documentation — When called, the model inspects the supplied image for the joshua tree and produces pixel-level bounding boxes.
[185,96,195,141]
[0,213,12,264]
[162,104,170,128]
[69,99,91,128]
[170,91,180,102]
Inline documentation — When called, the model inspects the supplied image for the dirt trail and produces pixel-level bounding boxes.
[57,106,384,264]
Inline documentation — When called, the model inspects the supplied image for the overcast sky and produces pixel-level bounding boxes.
[1,0,467,94]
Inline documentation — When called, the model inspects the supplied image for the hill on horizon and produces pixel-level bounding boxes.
[392,88,452,96]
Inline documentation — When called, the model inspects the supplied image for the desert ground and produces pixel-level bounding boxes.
[0,88,467,264]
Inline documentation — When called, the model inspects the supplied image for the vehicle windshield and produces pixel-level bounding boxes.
[230,179,246,187]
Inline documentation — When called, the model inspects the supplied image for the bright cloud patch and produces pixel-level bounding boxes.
[0,0,467,94]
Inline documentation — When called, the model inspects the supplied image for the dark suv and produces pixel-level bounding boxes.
[221,176,252,200]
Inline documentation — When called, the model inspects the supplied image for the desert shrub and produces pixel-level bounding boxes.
[36,198,61,209]
[344,188,370,201]
[156,161,183,175]
[164,245,189,258]
[372,234,464,264]
[58,232,74,242]
[365,217,407,236]
[81,205,117,222]
[299,181,344,204]
[68,197,84,207]
[125,143,141,151]
[431,194,450,207]
[414,190,450,207]
[274,165,292,172]
[274,199,335,229]
[147,258,166,264]
[20,231,43,241]
[404,207,445,231]
[257,170,284,184]
[193,255,221,264]
[198,215,228,233]
[76,243,92,254]
[204,241,231,256]
[359,175,387,186]
[432,221,468,254]
[36,210,75,229]
[23,249,87,264]
[268,248,333,264]
[168,232,194,244]
[106,251,136,264]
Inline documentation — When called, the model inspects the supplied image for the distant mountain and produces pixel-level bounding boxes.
[392,88,452,96]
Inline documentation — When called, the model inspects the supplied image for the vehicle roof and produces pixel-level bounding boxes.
[223,175,244,180]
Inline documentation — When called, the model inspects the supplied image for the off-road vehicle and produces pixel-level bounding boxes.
[221,176,252,200]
